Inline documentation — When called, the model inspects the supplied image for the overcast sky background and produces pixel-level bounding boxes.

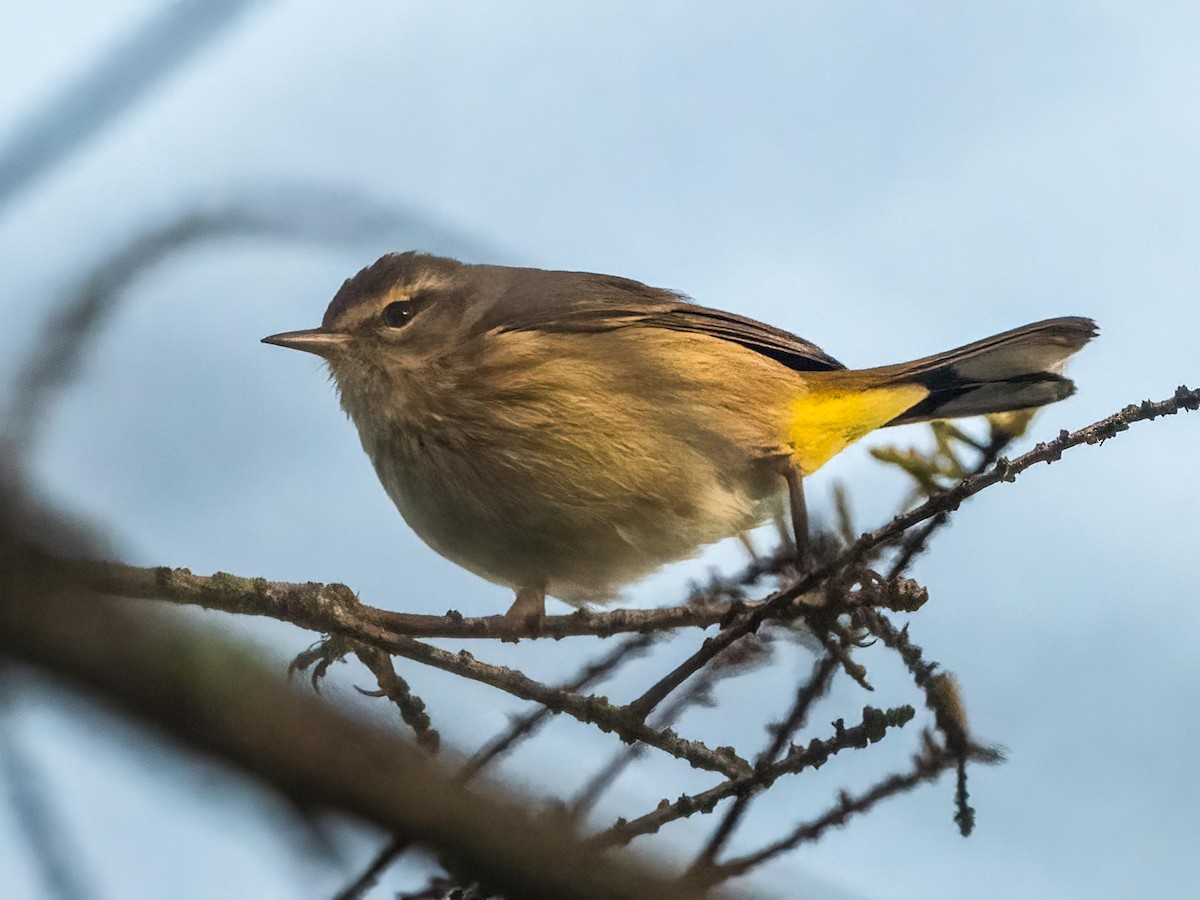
[2,2,1198,898]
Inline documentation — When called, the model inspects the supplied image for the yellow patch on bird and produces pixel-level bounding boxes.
[788,382,928,474]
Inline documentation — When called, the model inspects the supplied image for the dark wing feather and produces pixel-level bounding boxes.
[635,307,844,372]
[482,269,844,373]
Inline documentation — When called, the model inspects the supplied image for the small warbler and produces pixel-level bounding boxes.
[264,252,1095,625]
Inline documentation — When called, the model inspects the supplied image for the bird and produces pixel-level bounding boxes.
[263,252,1096,628]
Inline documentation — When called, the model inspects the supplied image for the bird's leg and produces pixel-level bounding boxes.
[737,530,761,564]
[782,463,811,574]
[502,583,546,638]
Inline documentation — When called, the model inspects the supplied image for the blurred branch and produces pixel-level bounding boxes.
[0,533,701,900]
[0,671,93,900]
[3,184,487,456]
[340,635,656,900]
[0,0,264,212]
[81,559,749,777]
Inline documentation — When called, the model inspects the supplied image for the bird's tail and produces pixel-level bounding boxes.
[869,316,1098,426]
[785,317,1097,474]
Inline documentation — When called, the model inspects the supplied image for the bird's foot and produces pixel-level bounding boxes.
[500,584,546,641]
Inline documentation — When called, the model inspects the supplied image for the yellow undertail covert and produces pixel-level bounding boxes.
[789,381,929,475]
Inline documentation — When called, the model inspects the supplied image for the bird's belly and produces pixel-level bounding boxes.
[364,423,770,605]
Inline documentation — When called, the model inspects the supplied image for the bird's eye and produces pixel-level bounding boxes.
[382,300,415,328]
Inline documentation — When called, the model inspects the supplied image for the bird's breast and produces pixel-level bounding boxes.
[337,329,799,602]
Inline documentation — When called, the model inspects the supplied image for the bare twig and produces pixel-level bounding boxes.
[693,654,839,869]
[378,638,750,778]
[885,426,1013,580]
[593,704,917,849]
[697,737,1004,888]
[73,563,753,775]
[571,664,721,820]
[855,608,981,834]
[628,387,1199,720]
[339,635,656,900]
[0,538,703,900]
[464,634,657,779]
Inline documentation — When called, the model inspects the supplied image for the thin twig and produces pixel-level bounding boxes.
[627,387,1199,720]
[855,608,981,833]
[363,636,751,778]
[885,428,1012,580]
[77,562,751,776]
[693,654,839,868]
[571,668,715,819]
[697,738,1003,888]
[0,547,704,900]
[572,630,775,820]
[464,635,657,779]
[336,636,656,900]
[592,704,917,849]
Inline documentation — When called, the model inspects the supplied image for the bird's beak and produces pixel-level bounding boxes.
[261,328,349,358]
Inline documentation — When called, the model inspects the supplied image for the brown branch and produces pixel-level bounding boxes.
[72,562,750,777]
[72,561,823,639]
[885,424,1013,580]
[463,634,657,779]
[569,648,750,820]
[693,654,839,868]
[0,548,703,899]
[338,635,656,900]
[627,386,1199,720]
[855,608,982,834]
[593,704,917,849]
[379,637,750,778]
[698,737,1003,888]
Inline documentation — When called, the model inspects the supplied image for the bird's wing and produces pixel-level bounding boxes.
[487,271,845,373]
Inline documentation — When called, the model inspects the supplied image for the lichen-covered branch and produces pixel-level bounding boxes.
[72,561,824,639]
[0,540,702,900]
[73,563,752,776]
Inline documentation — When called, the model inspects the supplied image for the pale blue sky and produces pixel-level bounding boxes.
[2,3,1198,898]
